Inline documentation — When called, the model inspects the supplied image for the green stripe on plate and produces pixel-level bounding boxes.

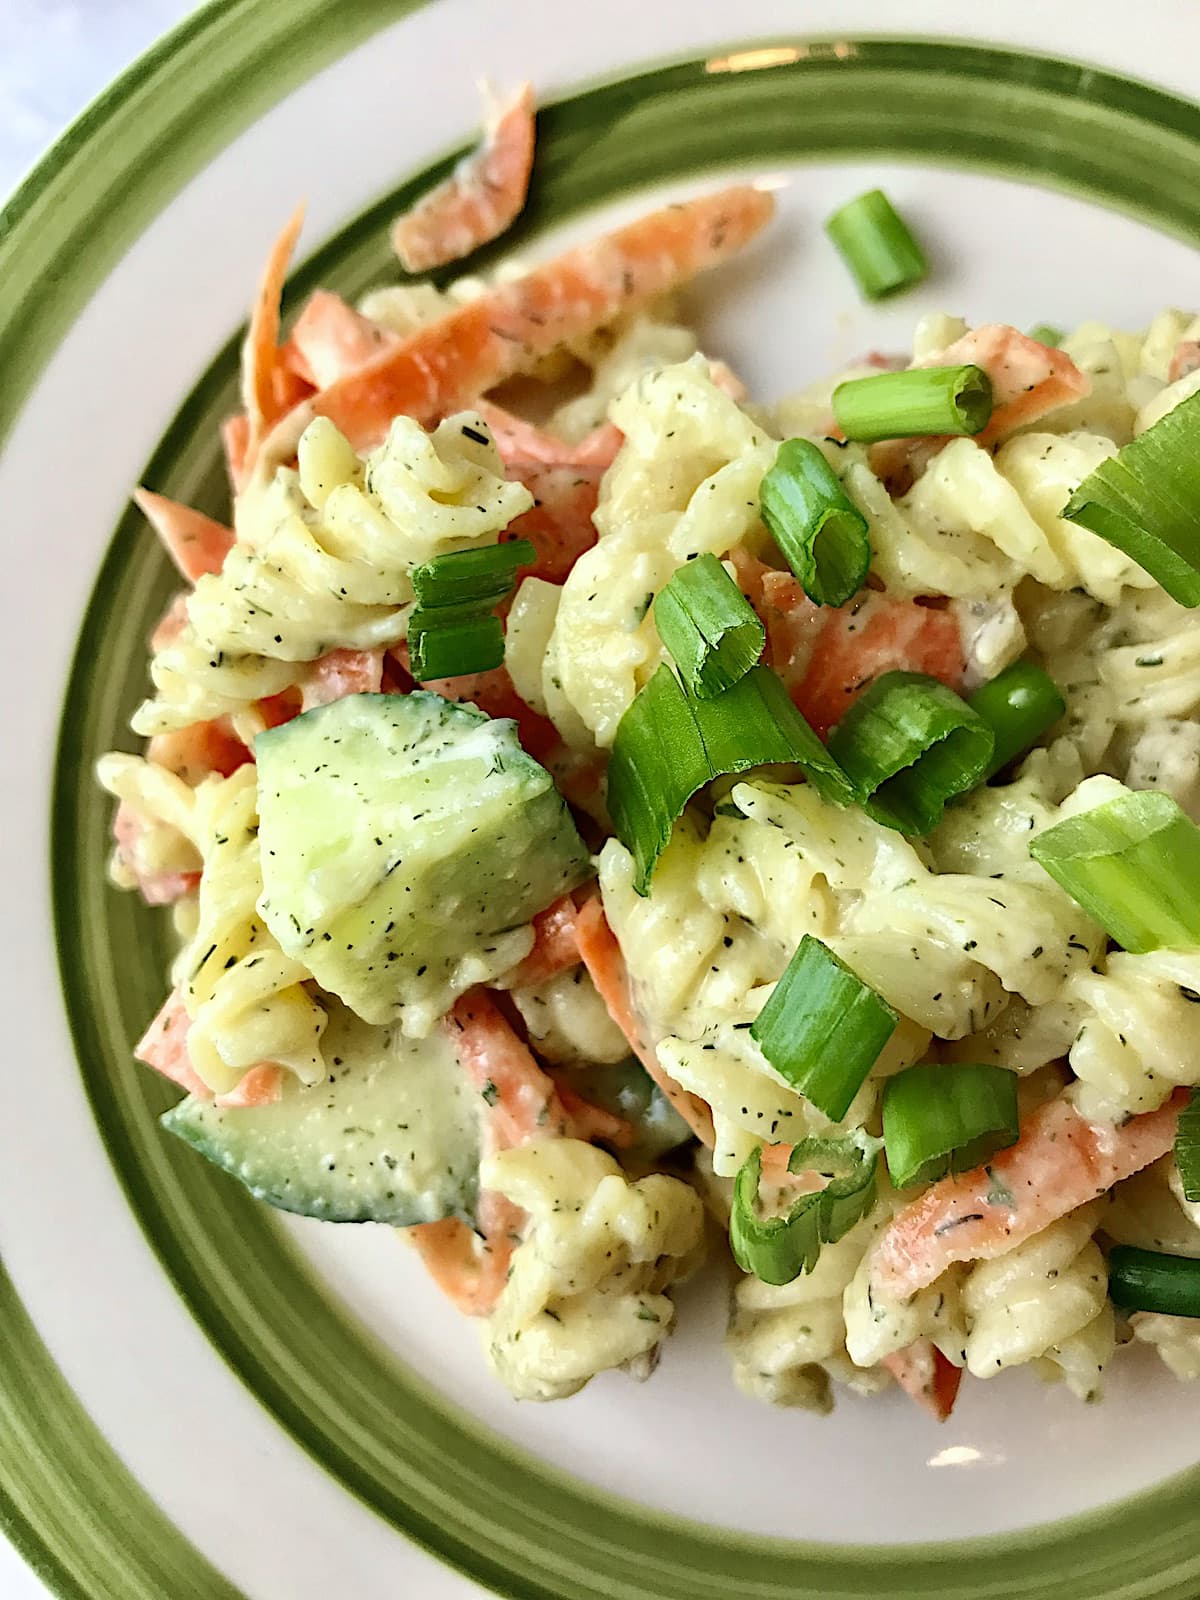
[0,1261,246,1600]
[29,22,1200,1600]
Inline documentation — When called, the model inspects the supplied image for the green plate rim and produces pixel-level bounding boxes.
[6,7,1200,1598]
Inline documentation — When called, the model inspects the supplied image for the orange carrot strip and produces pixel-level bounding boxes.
[873,1088,1189,1299]
[242,204,305,461]
[731,551,965,739]
[445,989,569,1147]
[506,895,581,987]
[300,647,385,710]
[147,720,250,783]
[284,290,399,389]
[274,185,775,452]
[221,414,251,494]
[213,1063,284,1109]
[135,990,210,1097]
[1169,339,1200,384]
[473,399,622,471]
[409,1215,516,1317]
[575,897,714,1146]
[883,1342,963,1422]
[391,83,536,273]
[550,1075,637,1149]
[134,489,235,583]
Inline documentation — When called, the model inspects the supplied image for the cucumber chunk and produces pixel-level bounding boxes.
[255,693,590,1035]
[162,1002,480,1225]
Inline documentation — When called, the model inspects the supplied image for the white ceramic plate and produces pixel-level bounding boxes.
[2,2,1199,1595]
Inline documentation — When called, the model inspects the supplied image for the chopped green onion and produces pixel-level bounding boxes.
[751,936,897,1121]
[882,1062,1020,1189]
[409,612,504,680]
[1062,389,1200,607]
[1109,1246,1200,1318]
[826,671,994,834]
[825,189,927,302]
[969,659,1066,778]
[1175,1089,1200,1204]
[1029,790,1200,953]
[832,364,993,443]
[411,538,536,614]
[608,663,854,894]
[758,439,871,606]
[1028,323,1063,348]
[730,1130,882,1286]
[653,554,765,697]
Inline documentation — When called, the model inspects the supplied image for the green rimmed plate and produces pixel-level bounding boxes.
[3,3,1200,1595]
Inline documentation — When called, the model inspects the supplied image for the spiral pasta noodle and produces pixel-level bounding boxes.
[175,765,327,1093]
[133,412,531,737]
[961,1206,1114,1400]
[481,1139,704,1400]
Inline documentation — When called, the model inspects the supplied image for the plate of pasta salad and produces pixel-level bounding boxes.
[4,2,1200,1598]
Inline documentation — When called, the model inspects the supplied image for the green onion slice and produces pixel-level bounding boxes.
[1062,389,1200,607]
[1175,1089,1200,1205]
[832,364,993,443]
[759,439,871,607]
[653,553,765,697]
[882,1062,1020,1189]
[825,188,928,302]
[751,936,897,1121]
[969,659,1066,778]
[1109,1246,1200,1319]
[826,670,995,834]
[411,538,536,614]
[409,612,504,681]
[1028,323,1064,348]
[730,1130,882,1286]
[1029,790,1200,953]
[608,663,854,894]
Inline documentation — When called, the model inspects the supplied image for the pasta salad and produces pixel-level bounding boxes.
[100,84,1200,1417]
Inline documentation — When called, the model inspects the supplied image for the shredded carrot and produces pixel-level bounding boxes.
[242,204,305,465]
[265,185,775,454]
[1170,339,1200,384]
[873,1088,1189,1299]
[134,489,235,583]
[506,895,580,987]
[883,1342,963,1422]
[391,83,536,273]
[300,647,385,710]
[575,897,714,1146]
[283,290,398,389]
[473,399,622,471]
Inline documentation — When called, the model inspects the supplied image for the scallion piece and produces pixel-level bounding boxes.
[825,189,928,301]
[1029,790,1200,953]
[751,936,897,1121]
[409,612,504,681]
[969,659,1066,778]
[730,1130,882,1286]
[411,538,536,614]
[1062,389,1200,606]
[832,364,993,443]
[826,671,994,834]
[1109,1246,1200,1318]
[882,1062,1020,1189]
[608,663,854,894]
[653,553,765,697]
[1175,1089,1200,1204]
[1028,323,1063,348]
[758,439,871,606]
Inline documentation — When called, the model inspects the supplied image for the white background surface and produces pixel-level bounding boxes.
[1,4,192,1592]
